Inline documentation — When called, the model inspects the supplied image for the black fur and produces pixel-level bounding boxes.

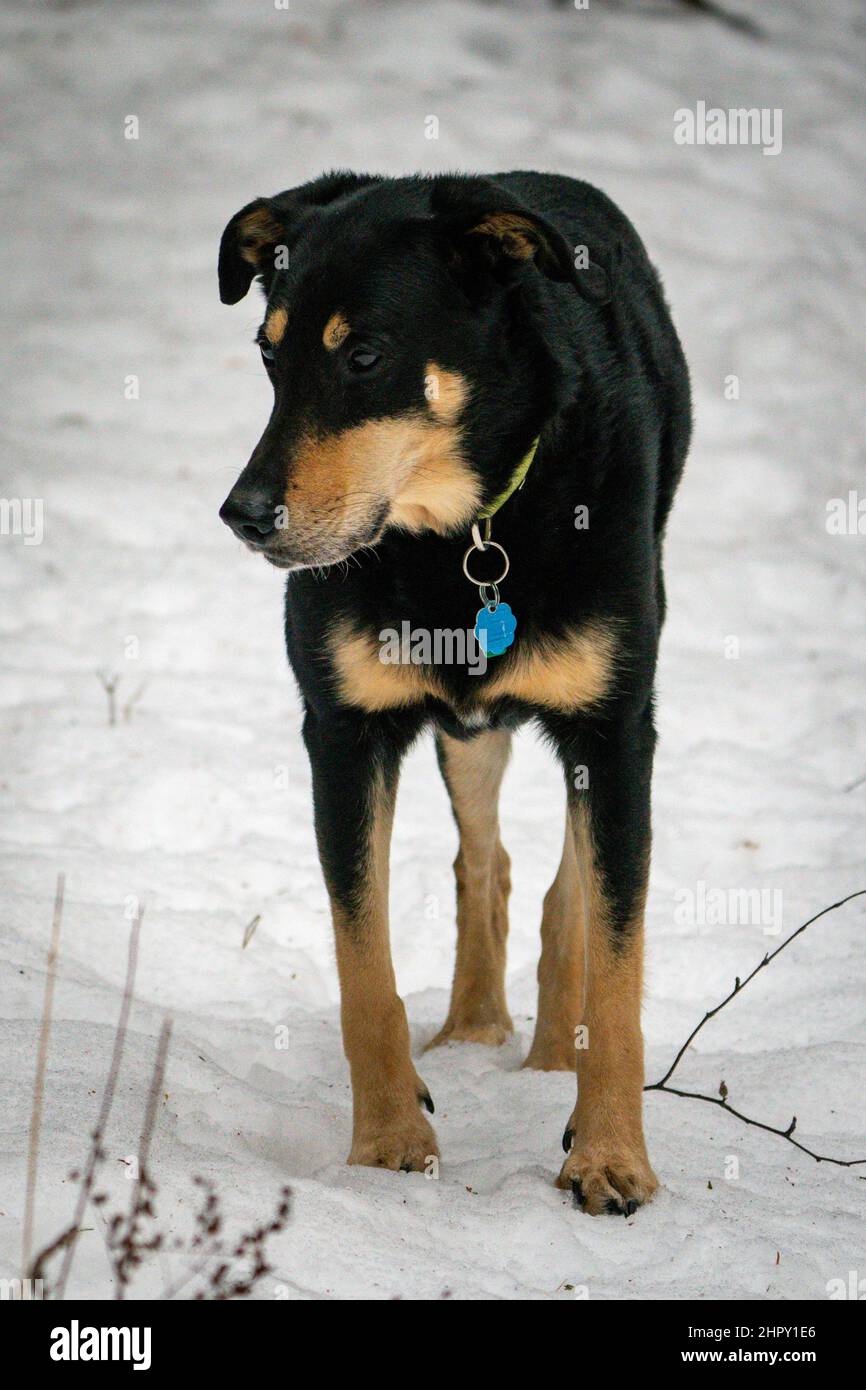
[218,170,691,939]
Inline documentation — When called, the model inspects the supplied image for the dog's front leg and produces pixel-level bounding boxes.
[546,707,658,1214]
[303,707,437,1172]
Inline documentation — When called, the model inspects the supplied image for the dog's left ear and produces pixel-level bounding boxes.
[432,183,610,305]
[218,198,286,304]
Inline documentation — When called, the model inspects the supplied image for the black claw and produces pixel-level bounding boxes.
[571,1179,583,1209]
[625,1199,638,1217]
[400,1162,413,1173]
[419,1088,434,1115]
[605,1197,624,1216]
[562,1126,574,1154]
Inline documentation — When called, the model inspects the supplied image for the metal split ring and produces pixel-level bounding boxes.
[462,538,510,587]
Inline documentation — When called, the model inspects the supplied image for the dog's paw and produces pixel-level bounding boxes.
[348,1110,439,1173]
[557,1128,658,1216]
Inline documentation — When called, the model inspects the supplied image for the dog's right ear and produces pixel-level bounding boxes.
[218,171,378,304]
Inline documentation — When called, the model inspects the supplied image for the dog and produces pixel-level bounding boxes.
[218,171,690,1214]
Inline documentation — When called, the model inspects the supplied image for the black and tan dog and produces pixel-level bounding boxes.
[218,171,690,1215]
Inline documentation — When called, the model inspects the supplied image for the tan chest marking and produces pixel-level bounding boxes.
[480,623,617,711]
[328,621,443,710]
[327,618,617,715]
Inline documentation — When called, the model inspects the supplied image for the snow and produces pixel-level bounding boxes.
[1,0,864,1300]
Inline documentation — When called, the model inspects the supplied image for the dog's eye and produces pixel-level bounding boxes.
[259,341,275,366]
[347,346,380,373]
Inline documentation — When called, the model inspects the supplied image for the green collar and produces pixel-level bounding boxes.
[477,436,540,520]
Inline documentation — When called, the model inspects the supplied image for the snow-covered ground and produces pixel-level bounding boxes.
[1,0,864,1300]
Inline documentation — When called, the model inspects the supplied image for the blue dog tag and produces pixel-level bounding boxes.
[475,602,517,657]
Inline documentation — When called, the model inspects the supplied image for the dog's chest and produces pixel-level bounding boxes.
[326,617,617,717]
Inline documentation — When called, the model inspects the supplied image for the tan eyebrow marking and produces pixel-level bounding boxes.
[264,306,288,345]
[323,311,351,351]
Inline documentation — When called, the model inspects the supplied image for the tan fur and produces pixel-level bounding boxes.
[323,311,350,351]
[468,213,542,262]
[425,364,469,423]
[327,618,617,717]
[332,769,438,1170]
[264,306,288,346]
[480,623,617,711]
[327,620,442,711]
[557,801,657,1212]
[523,809,584,1070]
[237,206,282,267]
[285,414,480,552]
[426,730,513,1050]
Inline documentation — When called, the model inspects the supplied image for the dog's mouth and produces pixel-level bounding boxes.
[249,503,392,573]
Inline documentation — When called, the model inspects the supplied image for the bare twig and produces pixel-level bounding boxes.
[111,1017,172,1299]
[646,888,866,1167]
[648,888,866,1090]
[122,679,148,723]
[649,1084,865,1167]
[22,873,65,1279]
[29,1224,79,1284]
[53,907,144,1299]
[95,670,121,726]
[30,1003,289,1299]
[137,1018,172,1178]
[242,914,260,949]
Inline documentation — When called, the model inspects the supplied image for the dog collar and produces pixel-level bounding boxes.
[463,435,540,658]
[477,436,540,520]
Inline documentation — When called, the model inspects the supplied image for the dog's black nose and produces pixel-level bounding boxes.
[219,490,277,545]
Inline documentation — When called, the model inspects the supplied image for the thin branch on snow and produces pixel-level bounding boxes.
[32,1005,290,1300]
[242,914,260,949]
[110,1016,173,1300]
[95,669,121,726]
[645,888,866,1167]
[22,873,65,1279]
[53,906,144,1299]
[122,679,148,723]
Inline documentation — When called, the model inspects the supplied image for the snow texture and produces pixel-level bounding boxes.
[1,0,864,1300]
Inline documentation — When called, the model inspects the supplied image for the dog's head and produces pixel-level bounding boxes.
[218,172,608,570]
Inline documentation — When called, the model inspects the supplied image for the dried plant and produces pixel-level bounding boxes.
[22,872,65,1279]
[646,888,866,1167]
[26,888,291,1301]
